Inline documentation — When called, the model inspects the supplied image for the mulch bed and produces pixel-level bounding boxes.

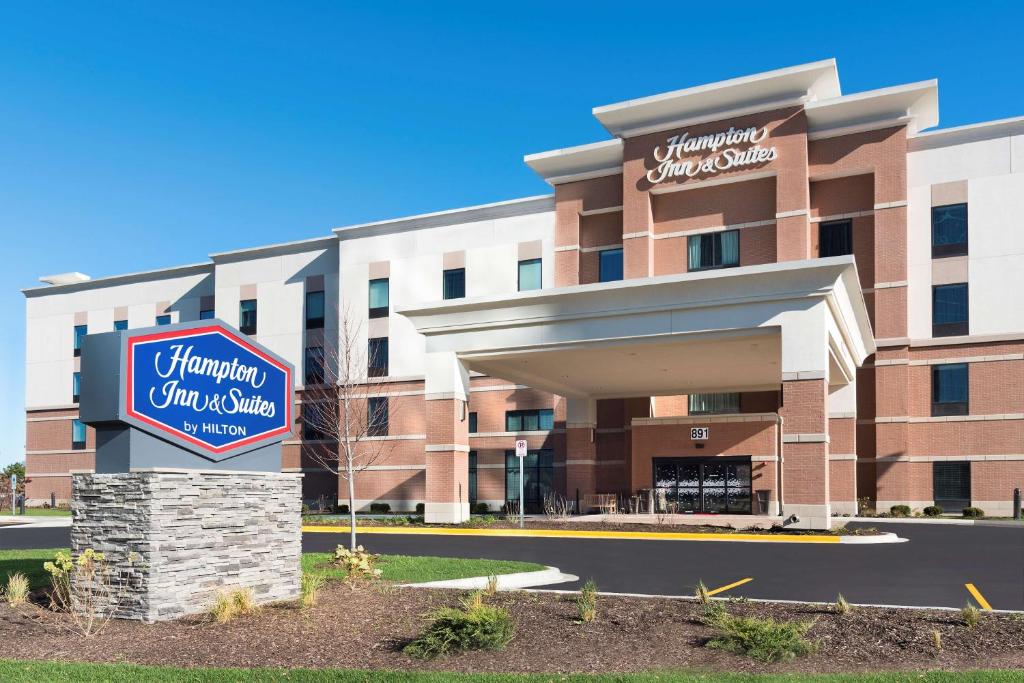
[1,583,1020,674]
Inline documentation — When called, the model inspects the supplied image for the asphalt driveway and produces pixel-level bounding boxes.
[4,521,1022,610]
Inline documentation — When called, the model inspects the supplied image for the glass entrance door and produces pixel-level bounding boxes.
[933,461,970,512]
[653,457,752,514]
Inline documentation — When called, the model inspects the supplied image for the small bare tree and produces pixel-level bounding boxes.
[301,305,400,549]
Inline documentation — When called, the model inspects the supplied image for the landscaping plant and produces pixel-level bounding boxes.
[702,606,817,663]
[209,587,259,624]
[889,504,911,517]
[963,507,985,518]
[833,594,852,615]
[4,572,29,607]
[403,591,515,659]
[484,574,499,597]
[44,548,127,637]
[962,603,981,628]
[333,545,381,588]
[694,579,711,605]
[923,505,943,517]
[300,573,325,609]
[932,629,943,656]
[575,579,598,623]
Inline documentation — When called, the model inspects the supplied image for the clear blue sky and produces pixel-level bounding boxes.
[1,1,1021,468]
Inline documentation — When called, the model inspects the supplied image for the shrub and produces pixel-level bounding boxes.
[369,502,391,514]
[963,507,985,518]
[404,593,515,659]
[576,579,598,623]
[44,548,129,637]
[484,575,499,597]
[4,572,29,607]
[923,505,943,517]
[300,573,325,609]
[703,608,817,663]
[931,629,942,656]
[301,503,310,514]
[833,594,851,615]
[889,504,911,517]
[338,504,350,514]
[333,545,381,587]
[962,603,981,627]
[209,587,259,624]
[415,503,425,515]
[473,502,490,515]
[695,579,711,605]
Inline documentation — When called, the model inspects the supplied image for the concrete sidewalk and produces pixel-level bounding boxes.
[0,515,72,528]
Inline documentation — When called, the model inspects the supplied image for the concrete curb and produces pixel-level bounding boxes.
[0,516,72,528]
[404,565,578,590]
[837,532,907,544]
[846,516,1023,528]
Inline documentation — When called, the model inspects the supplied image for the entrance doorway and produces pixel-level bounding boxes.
[653,456,752,514]
[933,461,971,512]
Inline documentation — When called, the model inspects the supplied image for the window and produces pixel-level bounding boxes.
[443,268,466,300]
[368,337,389,377]
[368,396,388,436]
[114,319,128,331]
[72,372,81,403]
[304,346,325,386]
[932,203,968,258]
[156,314,171,326]
[239,299,258,335]
[73,324,87,357]
[303,415,327,441]
[199,309,215,320]
[305,290,325,329]
[687,230,739,271]
[932,363,968,416]
[505,449,554,513]
[688,392,740,415]
[505,409,554,432]
[369,278,389,318]
[518,258,542,292]
[819,220,853,257]
[932,283,968,337]
[933,461,971,510]
[468,411,478,434]
[599,248,624,282]
[468,451,478,505]
[72,419,86,450]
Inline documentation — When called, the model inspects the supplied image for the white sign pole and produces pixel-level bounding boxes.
[515,439,527,529]
[10,475,15,516]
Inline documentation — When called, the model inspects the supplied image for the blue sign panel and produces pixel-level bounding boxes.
[125,325,292,456]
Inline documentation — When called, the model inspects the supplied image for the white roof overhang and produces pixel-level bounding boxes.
[805,80,939,139]
[400,257,874,400]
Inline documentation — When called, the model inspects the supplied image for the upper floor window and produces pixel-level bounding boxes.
[305,290,325,329]
[932,363,968,416]
[819,220,853,257]
[304,346,325,386]
[199,309,215,320]
[599,248,624,283]
[368,337,389,377]
[369,278,389,318]
[518,258,542,292]
[443,268,466,300]
[156,314,171,326]
[689,392,740,415]
[688,230,739,271]
[72,419,86,450]
[114,320,128,331]
[72,372,81,403]
[932,203,968,258]
[468,411,478,434]
[367,396,389,437]
[933,283,968,337]
[73,324,87,357]
[505,408,554,432]
[239,299,258,335]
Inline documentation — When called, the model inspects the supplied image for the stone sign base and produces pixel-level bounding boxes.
[71,469,302,622]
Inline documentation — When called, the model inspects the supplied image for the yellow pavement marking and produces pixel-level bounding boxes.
[301,525,841,543]
[965,583,993,610]
[706,577,754,596]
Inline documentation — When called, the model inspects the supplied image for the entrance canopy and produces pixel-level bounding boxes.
[400,256,874,400]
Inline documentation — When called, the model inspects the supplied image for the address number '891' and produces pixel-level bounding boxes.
[690,427,709,441]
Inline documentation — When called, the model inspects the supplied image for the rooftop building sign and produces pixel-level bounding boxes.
[647,125,777,183]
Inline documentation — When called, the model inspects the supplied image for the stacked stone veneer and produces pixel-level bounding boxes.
[71,469,302,622]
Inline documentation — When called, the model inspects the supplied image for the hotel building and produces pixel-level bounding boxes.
[22,60,1024,527]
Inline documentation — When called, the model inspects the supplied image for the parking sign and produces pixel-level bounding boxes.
[515,439,528,457]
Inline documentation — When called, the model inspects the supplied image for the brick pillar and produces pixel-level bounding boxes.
[424,352,470,523]
[622,140,653,279]
[780,378,831,528]
[828,381,858,516]
[565,398,597,512]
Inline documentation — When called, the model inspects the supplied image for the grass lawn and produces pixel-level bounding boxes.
[301,552,543,583]
[0,661,1020,682]
[1,549,543,592]
[0,507,71,517]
